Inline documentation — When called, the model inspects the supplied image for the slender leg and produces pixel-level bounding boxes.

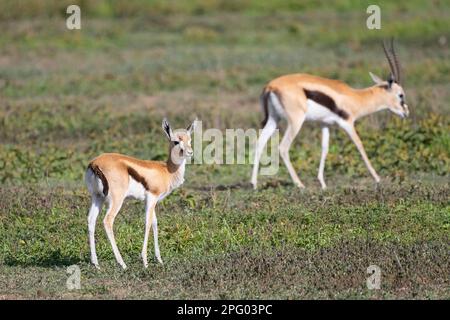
[251,117,277,189]
[341,123,380,183]
[279,115,305,188]
[103,197,127,269]
[142,193,157,267]
[152,213,163,264]
[88,195,104,268]
[318,127,330,189]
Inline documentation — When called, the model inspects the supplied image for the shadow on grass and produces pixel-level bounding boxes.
[192,179,292,191]
[3,249,87,268]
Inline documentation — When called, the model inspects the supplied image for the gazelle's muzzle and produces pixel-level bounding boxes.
[185,149,194,157]
[403,104,410,118]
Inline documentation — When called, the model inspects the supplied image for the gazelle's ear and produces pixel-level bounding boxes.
[162,118,173,140]
[186,118,198,134]
[369,72,384,85]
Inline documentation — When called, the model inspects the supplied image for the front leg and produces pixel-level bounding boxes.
[341,123,380,183]
[152,213,163,264]
[142,193,157,268]
[318,126,330,189]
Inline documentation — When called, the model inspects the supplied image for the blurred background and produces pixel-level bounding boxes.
[0,0,448,185]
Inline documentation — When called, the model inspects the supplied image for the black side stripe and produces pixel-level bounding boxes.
[303,89,349,120]
[88,163,109,196]
[127,167,150,191]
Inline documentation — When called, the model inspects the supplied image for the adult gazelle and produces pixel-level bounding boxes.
[251,40,408,189]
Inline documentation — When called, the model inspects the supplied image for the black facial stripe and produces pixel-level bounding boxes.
[303,89,349,120]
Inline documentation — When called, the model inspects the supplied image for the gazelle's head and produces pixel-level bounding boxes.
[369,39,409,118]
[162,118,197,162]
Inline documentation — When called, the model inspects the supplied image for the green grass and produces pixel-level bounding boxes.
[0,179,449,299]
[0,1,449,299]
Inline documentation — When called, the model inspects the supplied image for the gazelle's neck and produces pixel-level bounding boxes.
[352,86,389,120]
[167,153,186,190]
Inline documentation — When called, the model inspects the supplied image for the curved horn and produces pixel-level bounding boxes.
[390,38,401,84]
[382,40,397,82]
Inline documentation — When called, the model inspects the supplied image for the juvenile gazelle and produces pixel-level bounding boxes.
[85,118,197,269]
[251,40,409,189]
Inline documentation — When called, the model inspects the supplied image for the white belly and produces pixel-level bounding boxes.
[126,176,147,200]
[305,99,341,124]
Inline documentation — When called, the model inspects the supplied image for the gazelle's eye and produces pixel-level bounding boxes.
[399,94,404,99]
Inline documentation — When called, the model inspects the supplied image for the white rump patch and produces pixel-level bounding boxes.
[85,168,104,196]
[269,92,287,120]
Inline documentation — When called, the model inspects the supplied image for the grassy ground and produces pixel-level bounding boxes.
[0,1,449,299]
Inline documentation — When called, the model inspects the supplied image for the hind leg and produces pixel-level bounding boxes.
[88,194,104,268]
[279,114,305,188]
[251,116,277,189]
[103,195,127,269]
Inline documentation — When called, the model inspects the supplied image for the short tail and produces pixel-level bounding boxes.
[260,89,270,128]
[86,163,109,197]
